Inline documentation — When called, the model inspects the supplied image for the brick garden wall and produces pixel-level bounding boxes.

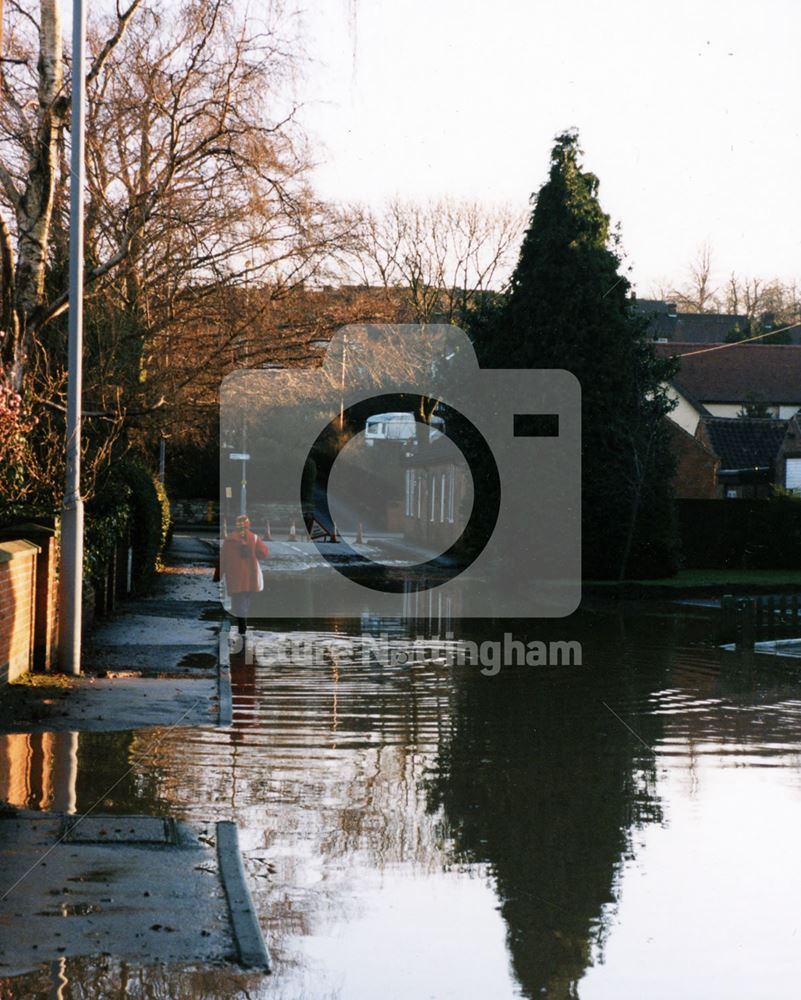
[0,540,39,683]
[33,532,59,671]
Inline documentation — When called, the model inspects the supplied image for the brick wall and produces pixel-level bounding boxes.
[669,421,720,499]
[33,532,59,671]
[0,540,40,683]
[0,523,59,672]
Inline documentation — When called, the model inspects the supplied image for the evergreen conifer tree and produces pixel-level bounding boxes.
[469,130,679,579]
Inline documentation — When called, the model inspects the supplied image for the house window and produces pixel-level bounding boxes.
[430,473,437,522]
[726,488,738,499]
[440,473,446,522]
[417,473,423,519]
[447,467,455,523]
[786,458,801,494]
[405,469,415,516]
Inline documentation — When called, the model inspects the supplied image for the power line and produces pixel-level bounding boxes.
[675,321,801,358]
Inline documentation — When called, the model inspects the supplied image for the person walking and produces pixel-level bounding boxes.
[217,514,268,637]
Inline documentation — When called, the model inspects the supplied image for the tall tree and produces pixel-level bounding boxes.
[470,129,678,579]
[0,0,338,505]
[668,242,720,313]
[0,0,142,390]
[342,198,523,325]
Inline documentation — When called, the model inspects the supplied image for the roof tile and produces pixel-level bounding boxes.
[655,342,801,405]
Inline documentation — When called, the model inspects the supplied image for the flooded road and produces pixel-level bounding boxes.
[3,603,801,998]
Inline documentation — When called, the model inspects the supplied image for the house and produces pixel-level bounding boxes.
[403,437,470,550]
[655,342,801,435]
[776,417,801,494]
[667,420,719,499]
[632,298,749,343]
[696,416,790,498]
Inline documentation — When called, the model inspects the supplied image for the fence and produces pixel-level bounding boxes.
[721,593,801,649]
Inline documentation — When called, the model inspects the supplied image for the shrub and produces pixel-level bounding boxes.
[84,481,131,587]
[112,461,171,592]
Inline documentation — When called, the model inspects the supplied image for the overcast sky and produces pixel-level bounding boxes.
[298,0,801,296]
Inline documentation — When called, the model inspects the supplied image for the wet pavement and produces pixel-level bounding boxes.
[0,814,237,977]
[2,535,224,734]
[88,534,220,679]
[0,675,220,733]
[0,533,267,986]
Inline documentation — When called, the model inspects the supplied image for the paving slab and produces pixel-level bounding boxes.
[1,676,220,733]
[0,814,269,977]
[88,642,218,677]
[91,616,218,649]
[86,534,221,678]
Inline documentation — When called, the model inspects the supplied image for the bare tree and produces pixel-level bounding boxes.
[667,242,720,313]
[0,0,355,498]
[67,1,343,429]
[0,0,143,389]
[341,197,524,324]
[720,275,801,346]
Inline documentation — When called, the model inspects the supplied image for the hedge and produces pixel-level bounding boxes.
[677,495,801,570]
[94,460,170,593]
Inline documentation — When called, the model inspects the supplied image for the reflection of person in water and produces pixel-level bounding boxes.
[217,514,268,636]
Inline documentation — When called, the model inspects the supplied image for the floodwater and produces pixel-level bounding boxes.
[3,602,801,998]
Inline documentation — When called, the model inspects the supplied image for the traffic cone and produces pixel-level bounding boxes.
[265,521,273,541]
[356,523,365,544]
[288,521,297,541]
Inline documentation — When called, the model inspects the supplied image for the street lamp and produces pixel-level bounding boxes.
[308,335,348,429]
[227,412,249,516]
[339,332,348,431]
[158,431,169,484]
[59,0,87,675]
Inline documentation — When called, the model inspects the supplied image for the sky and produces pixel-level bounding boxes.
[297,0,801,296]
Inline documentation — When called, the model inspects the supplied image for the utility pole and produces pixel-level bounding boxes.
[240,415,247,516]
[339,333,348,431]
[59,0,86,676]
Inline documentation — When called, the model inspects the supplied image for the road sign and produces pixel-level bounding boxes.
[229,453,250,461]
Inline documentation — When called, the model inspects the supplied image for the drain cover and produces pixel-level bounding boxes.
[60,816,177,845]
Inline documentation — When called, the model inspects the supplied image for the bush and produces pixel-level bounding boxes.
[84,481,131,587]
[112,461,170,592]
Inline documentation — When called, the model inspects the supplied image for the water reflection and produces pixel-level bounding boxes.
[0,732,77,813]
[422,615,668,999]
[2,605,801,997]
[0,955,262,999]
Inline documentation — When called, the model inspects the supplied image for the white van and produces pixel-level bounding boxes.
[364,412,445,446]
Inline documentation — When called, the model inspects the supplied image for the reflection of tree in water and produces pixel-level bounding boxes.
[74,731,174,817]
[0,955,262,1000]
[426,613,671,1000]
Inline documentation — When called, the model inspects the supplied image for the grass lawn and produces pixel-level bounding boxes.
[589,569,801,590]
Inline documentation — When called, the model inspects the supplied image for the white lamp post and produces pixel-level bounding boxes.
[59,0,87,675]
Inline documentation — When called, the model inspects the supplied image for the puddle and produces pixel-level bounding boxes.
[66,870,117,884]
[177,651,217,669]
[35,903,104,917]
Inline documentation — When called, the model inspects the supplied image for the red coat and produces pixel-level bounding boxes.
[219,529,268,594]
